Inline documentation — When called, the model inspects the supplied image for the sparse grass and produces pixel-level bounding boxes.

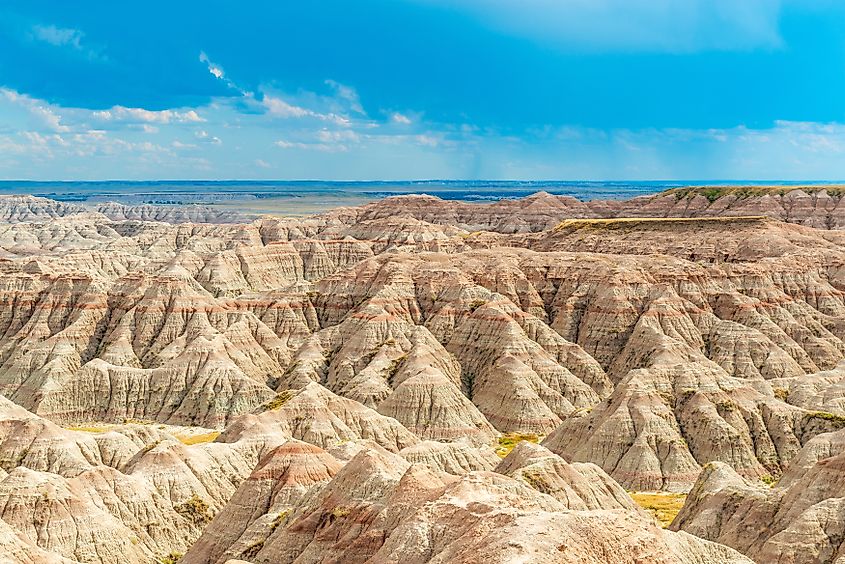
[386,355,406,380]
[330,506,351,518]
[521,470,553,495]
[552,216,766,232]
[65,425,111,433]
[159,552,183,564]
[241,540,265,559]
[761,474,777,487]
[261,389,296,412]
[176,432,221,445]
[468,299,487,313]
[123,418,155,425]
[629,492,687,528]
[495,433,540,458]
[716,400,736,413]
[805,411,845,427]
[175,494,213,526]
[269,510,290,533]
[140,440,162,455]
[773,388,790,402]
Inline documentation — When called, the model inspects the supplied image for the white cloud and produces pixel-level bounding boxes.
[199,51,226,80]
[275,139,349,152]
[1,88,68,132]
[195,130,222,144]
[262,94,350,126]
[31,24,83,49]
[93,106,204,124]
[254,159,271,168]
[390,112,412,125]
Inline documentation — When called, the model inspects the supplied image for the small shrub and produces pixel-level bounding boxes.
[160,552,183,564]
[262,389,296,412]
[330,506,351,518]
[702,188,723,203]
[140,440,162,455]
[521,470,553,495]
[716,400,736,413]
[468,299,487,313]
[805,411,845,427]
[176,494,212,526]
[268,510,290,533]
[773,388,789,402]
[761,474,777,487]
[386,355,406,380]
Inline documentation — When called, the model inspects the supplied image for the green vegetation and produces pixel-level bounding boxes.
[160,552,183,564]
[330,506,351,519]
[468,299,487,313]
[716,400,736,413]
[269,510,290,533]
[773,388,790,402]
[262,389,296,411]
[495,433,541,458]
[175,494,213,526]
[629,492,687,528]
[663,185,845,201]
[761,474,777,487]
[521,470,553,495]
[805,411,845,427]
[386,355,406,380]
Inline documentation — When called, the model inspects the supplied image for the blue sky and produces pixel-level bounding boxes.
[2,0,845,180]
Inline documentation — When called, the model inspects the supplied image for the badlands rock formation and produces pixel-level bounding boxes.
[0,188,843,562]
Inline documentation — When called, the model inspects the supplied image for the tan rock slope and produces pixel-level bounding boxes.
[0,188,844,562]
[673,428,845,563]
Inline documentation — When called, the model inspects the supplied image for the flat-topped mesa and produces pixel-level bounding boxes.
[335,186,845,232]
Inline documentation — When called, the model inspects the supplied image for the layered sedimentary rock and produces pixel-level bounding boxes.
[673,428,845,563]
[184,442,751,564]
[0,190,844,562]
[340,186,845,232]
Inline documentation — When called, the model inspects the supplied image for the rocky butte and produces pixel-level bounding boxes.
[0,186,844,563]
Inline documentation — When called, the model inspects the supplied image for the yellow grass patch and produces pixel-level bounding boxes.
[176,432,221,445]
[65,425,112,433]
[495,433,541,458]
[629,492,687,528]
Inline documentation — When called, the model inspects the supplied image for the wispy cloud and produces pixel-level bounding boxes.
[390,112,413,125]
[415,0,784,53]
[30,24,106,60]
[325,80,365,115]
[199,51,354,126]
